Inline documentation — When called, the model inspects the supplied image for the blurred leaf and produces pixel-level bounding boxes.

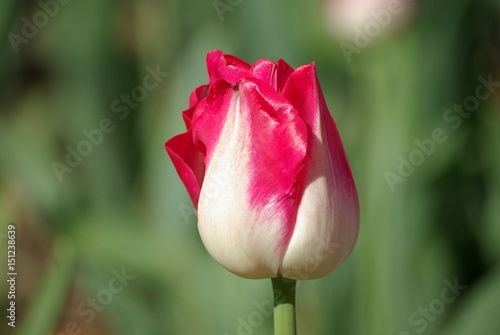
[16,237,75,335]
[440,265,500,335]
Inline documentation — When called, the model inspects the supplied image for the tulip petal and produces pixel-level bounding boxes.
[165,131,205,209]
[251,59,295,93]
[206,50,252,84]
[280,64,359,279]
[191,79,234,164]
[188,84,209,109]
[195,78,308,279]
[183,85,209,129]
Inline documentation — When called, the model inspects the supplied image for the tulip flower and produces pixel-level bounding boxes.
[166,50,359,281]
[322,0,414,40]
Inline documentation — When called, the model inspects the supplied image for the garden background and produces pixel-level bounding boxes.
[1,0,499,334]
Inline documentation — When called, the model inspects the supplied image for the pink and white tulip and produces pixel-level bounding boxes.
[166,50,359,279]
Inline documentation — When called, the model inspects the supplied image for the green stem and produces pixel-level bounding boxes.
[271,277,297,335]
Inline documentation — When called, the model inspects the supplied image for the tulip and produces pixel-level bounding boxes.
[166,50,359,280]
[322,0,414,40]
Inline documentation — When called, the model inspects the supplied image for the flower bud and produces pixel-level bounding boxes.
[166,50,359,279]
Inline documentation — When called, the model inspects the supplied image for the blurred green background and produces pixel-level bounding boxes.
[1,0,499,334]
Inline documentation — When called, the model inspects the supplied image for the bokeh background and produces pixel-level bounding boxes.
[1,0,500,334]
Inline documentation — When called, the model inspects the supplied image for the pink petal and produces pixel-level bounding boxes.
[282,63,320,130]
[191,79,234,165]
[188,84,209,109]
[165,130,205,209]
[251,59,295,93]
[224,54,253,71]
[283,64,356,194]
[206,50,252,84]
[183,85,209,129]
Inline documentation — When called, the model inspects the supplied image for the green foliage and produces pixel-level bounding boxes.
[1,0,499,334]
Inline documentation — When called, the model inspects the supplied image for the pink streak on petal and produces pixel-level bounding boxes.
[237,77,308,252]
